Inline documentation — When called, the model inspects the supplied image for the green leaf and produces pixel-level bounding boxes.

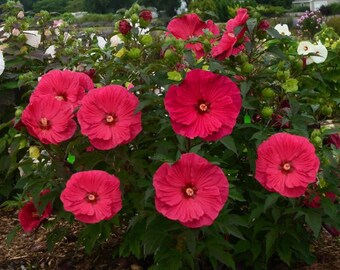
[305,210,322,237]
[6,225,20,245]
[278,240,292,266]
[167,71,182,81]
[246,18,257,35]
[265,229,278,259]
[264,193,280,212]
[209,247,236,270]
[220,136,238,156]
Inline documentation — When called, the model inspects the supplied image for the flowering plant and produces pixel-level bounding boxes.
[0,1,339,269]
[297,10,324,38]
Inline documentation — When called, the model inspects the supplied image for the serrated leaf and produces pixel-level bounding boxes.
[246,18,257,35]
[6,225,20,245]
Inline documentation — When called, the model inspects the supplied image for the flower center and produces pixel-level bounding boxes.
[196,99,210,114]
[183,184,197,198]
[39,117,51,130]
[304,46,308,51]
[281,32,285,35]
[105,114,117,125]
[86,193,97,203]
[281,162,293,173]
[55,93,67,101]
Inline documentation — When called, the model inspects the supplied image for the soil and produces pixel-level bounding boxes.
[0,209,339,270]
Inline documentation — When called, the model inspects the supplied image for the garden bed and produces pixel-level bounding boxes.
[1,209,339,270]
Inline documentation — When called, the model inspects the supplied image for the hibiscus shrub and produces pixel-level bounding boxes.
[0,1,339,269]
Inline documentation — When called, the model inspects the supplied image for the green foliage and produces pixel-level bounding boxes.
[0,1,339,269]
[326,16,340,35]
[32,0,68,13]
[320,3,340,16]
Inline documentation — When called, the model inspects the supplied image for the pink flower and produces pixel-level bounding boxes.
[164,69,242,141]
[77,85,142,150]
[153,153,229,228]
[30,70,94,108]
[255,133,320,198]
[212,8,249,60]
[18,190,52,232]
[226,8,249,38]
[167,13,219,59]
[211,32,237,60]
[22,95,77,144]
[60,170,122,224]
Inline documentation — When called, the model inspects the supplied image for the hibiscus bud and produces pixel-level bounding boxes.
[164,49,177,63]
[17,11,24,19]
[139,10,152,22]
[139,34,153,45]
[12,28,20,36]
[241,63,254,74]
[282,78,299,93]
[119,20,132,35]
[261,106,273,118]
[127,47,141,59]
[311,136,322,148]
[20,46,28,54]
[131,14,139,24]
[83,69,96,79]
[15,108,23,118]
[327,134,340,149]
[261,87,275,99]
[321,105,332,116]
[258,19,270,31]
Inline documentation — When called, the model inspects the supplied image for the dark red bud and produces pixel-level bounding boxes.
[139,10,152,22]
[119,19,132,35]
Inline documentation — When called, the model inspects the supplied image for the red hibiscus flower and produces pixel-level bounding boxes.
[60,170,122,224]
[167,13,219,59]
[22,95,77,144]
[226,8,249,38]
[255,133,320,198]
[153,153,229,228]
[30,70,94,108]
[211,32,237,60]
[164,69,242,141]
[18,190,52,232]
[77,85,142,150]
[212,8,249,60]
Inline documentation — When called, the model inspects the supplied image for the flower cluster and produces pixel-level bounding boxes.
[21,70,142,150]
[166,8,250,60]
[297,10,324,38]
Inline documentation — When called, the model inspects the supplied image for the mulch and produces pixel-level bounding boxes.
[0,209,339,270]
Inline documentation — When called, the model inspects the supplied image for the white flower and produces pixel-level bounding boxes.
[310,41,328,64]
[110,35,124,47]
[17,11,24,19]
[274,24,291,36]
[0,26,11,42]
[0,50,5,75]
[45,45,56,58]
[297,41,315,55]
[97,36,107,49]
[23,30,41,48]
